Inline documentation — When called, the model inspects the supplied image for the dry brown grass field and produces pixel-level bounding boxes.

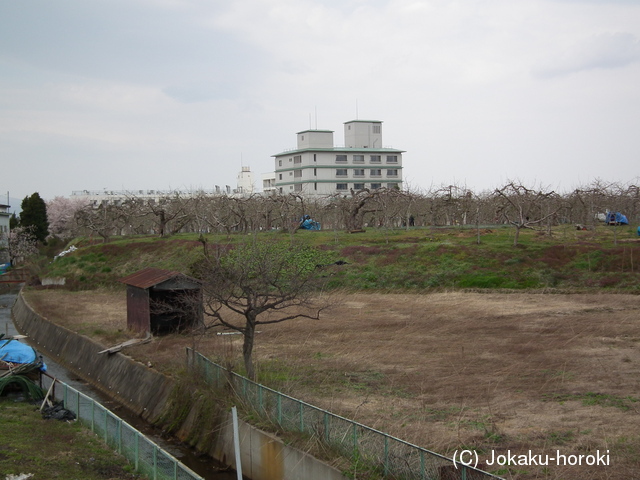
[23,289,640,480]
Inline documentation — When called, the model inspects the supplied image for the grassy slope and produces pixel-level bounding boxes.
[42,224,640,292]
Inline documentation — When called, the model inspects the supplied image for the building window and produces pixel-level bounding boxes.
[386,169,398,177]
[386,155,398,163]
[336,169,348,177]
[353,169,365,177]
[314,182,317,190]
[314,154,317,162]
[370,155,381,163]
[289,172,293,176]
[370,169,382,177]
[314,168,317,176]
[336,155,347,163]
[354,183,365,190]
[279,174,282,180]
[294,184,302,191]
[353,154,364,163]
[371,183,382,189]
[294,170,302,178]
[279,160,282,166]
[294,155,302,164]
[336,183,348,191]
[301,135,304,141]
[372,125,381,134]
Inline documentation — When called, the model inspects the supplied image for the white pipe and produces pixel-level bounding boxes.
[232,406,243,480]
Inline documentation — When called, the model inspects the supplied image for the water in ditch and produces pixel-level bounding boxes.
[0,288,242,480]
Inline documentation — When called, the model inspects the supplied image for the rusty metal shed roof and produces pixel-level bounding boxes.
[118,267,197,290]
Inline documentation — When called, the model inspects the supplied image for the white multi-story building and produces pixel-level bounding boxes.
[272,119,404,196]
[236,166,255,195]
[0,203,10,264]
[0,204,10,235]
[262,173,277,194]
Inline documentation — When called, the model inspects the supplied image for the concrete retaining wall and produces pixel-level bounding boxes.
[13,292,349,480]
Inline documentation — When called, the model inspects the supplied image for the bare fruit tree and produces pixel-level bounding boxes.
[74,203,128,242]
[195,239,332,380]
[493,181,560,246]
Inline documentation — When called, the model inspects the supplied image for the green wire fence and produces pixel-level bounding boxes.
[187,348,503,480]
[53,379,204,480]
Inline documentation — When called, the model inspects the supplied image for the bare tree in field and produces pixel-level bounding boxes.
[74,203,128,242]
[140,194,194,237]
[195,239,332,380]
[265,194,307,233]
[493,181,560,246]
[329,188,385,231]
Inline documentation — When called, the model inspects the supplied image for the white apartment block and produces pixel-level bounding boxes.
[0,204,10,235]
[272,120,404,196]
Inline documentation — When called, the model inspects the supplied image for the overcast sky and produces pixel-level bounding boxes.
[1,0,639,203]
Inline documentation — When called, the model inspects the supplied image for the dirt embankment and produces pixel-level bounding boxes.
[24,289,640,480]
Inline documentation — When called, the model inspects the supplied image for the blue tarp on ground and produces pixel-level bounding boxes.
[606,212,629,225]
[299,216,321,230]
[0,339,47,371]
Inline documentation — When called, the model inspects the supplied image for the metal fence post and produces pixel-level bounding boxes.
[324,412,330,443]
[153,445,158,480]
[299,403,304,432]
[135,433,139,471]
[277,394,282,426]
[117,420,122,454]
[384,435,389,477]
[352,423,357,457]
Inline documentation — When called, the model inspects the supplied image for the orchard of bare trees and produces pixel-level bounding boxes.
[44,179,640,242]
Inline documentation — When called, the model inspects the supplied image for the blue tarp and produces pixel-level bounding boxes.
[605,212,629,225]
[0,339,47,371]
[299,216,321,230]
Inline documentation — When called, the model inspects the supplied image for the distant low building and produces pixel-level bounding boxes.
[71,167,256,206]
[272,119,404,196]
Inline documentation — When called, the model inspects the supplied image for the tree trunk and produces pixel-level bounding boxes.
[242,317,256,380]
[513,225,521,246]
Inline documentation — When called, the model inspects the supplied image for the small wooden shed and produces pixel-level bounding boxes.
[118,267,202,335]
